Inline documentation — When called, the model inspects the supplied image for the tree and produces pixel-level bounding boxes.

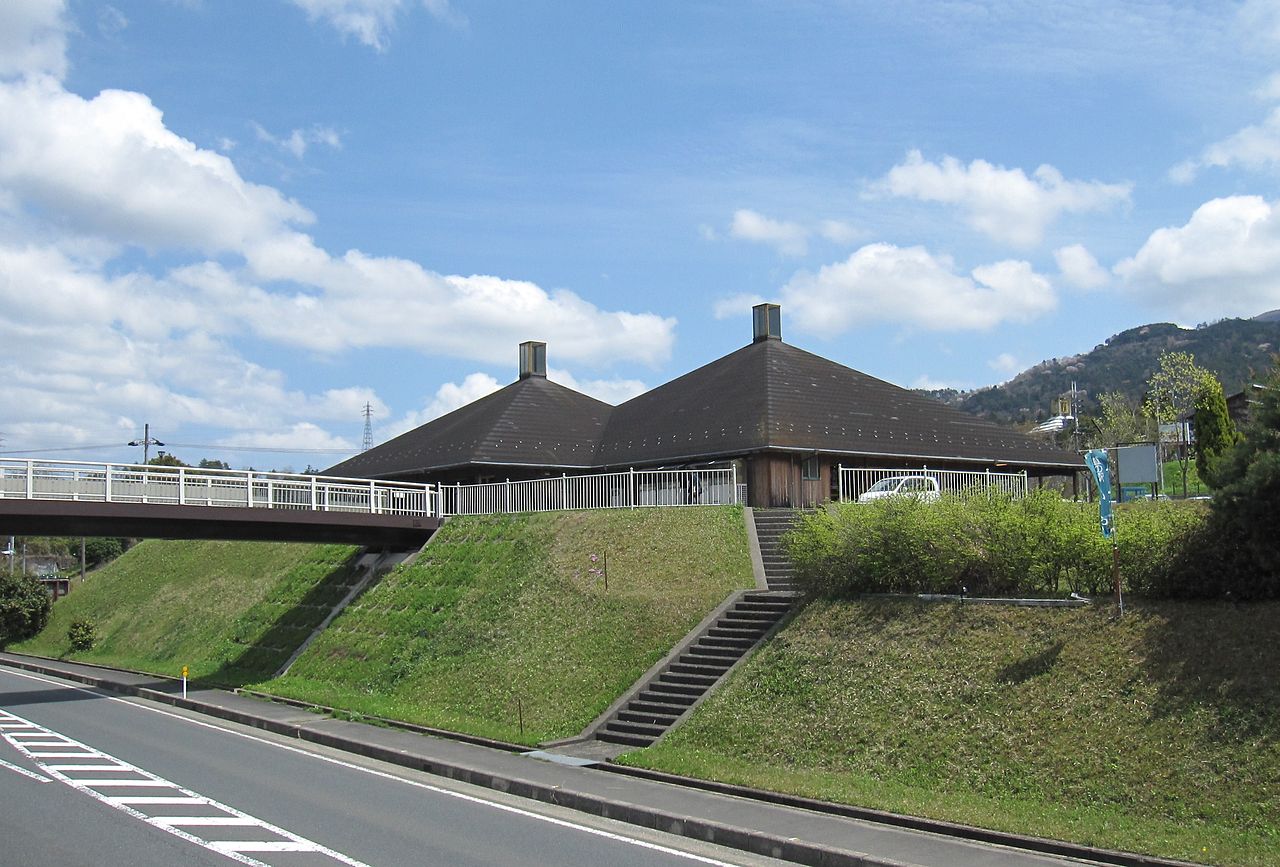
[1144,351,1218,496]
[1085,391,1152,448]
[0,573,51,649]
[198,458,232,470]
[1193,379,1239,485]
[146,452,188,467]
[1193,371,1280,597]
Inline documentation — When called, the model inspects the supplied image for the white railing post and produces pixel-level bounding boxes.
[105,464,113,502]
[561,473,567,510]
[505,479,511,513]
[629,468,635,508]
[178,467,186,505]
[837,463,844,502]
[26,460,34,498]
[731,463,738,505]
[369,480,377,514]
[246,472,254,507]
[311,476,317,510]
[986,467,991,500]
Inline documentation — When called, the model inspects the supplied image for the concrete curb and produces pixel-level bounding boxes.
[0,653,1203,867]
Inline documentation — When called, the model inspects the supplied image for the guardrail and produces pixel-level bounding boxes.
[837,465,1028,502]
[439,467,739,516]
[0,459,436,518]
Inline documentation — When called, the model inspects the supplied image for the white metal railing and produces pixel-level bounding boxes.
[439,467,739,516]
[0,458,436,518]
[836,465,1028,502]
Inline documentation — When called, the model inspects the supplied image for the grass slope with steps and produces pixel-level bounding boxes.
[260,507,753,745]
[621,596,1280,867]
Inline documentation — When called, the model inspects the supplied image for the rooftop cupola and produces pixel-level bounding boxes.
[752,302,782,342]
[519,340,547,379]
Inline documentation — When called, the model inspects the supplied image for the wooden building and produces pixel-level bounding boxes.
[328,305,1081,507]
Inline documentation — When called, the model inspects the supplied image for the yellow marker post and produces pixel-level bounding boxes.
[181,665,188,700]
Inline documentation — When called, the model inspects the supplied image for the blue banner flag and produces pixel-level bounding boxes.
[1084,448,1114,539]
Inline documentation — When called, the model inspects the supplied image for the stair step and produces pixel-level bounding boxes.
[661,671,719,686]
[607,720,666,737]
[701,635,754,649]
[707,626,766,640]
[618,709,679,726]
[668,662,729,676]
[722,610,781,622]
[647,681,706,697]
[736,601,790,612]
[678,653,735,669]
[629,700,688,716]
[597,731,654,748]
[638,689,696,706]
[690,643,745,657]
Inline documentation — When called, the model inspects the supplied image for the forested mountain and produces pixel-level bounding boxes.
[921,316,1280,425]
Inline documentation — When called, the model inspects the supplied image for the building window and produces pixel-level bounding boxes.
[801,456,821,480]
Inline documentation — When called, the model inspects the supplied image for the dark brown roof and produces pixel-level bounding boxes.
[326,376,612,478]
[595,339,1080,470]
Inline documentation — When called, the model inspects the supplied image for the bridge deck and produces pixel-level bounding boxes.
[0,498,439,546]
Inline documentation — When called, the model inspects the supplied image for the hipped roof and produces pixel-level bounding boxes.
[326,375,611,479]
[328,338,1081,479]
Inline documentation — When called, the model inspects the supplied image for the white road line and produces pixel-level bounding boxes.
[152,816,260,827]
[0,667,750,867]
[46,764,135,771]
[0,707,372,867]
[0,756,50,783]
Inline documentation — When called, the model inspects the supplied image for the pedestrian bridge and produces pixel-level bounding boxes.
[0,459,440,547]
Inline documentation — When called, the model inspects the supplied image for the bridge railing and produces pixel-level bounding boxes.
[0,459,436,518]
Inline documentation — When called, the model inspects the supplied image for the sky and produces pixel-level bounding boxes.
[3,0,1280,471]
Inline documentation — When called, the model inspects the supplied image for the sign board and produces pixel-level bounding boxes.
[1116,444,1160,485]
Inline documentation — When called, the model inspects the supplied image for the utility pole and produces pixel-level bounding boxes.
[128,423,164,464]
[361,403,374,452]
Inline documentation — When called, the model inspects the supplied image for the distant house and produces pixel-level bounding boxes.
[1226,384,1267,428]
[328,305,1082,508]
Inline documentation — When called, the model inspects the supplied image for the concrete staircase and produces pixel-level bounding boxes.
[595,590,794,748]
[752,508,801,592]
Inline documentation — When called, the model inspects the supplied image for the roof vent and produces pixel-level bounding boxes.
[519,341,547,379]
[752,303,781,342]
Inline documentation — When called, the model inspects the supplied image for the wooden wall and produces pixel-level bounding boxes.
[747,455,830,508]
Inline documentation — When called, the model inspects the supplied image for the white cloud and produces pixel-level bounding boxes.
[0,77,315,253]
[1054,243,1109,290]
[729,209,809,256]
[988,353,1022,377]
[547,367,647,405]
[818,219,863,245]
[219,423,352,452]
[780,243,1057,335]
[0,0,67,79]
[1174,106,1280,180]
[252,121,342,159]
[380,372,502,439]
[288,0,464,50]
[875,150,1131,247]
[1115,195,1280,320]
[911,374,959,391]
[712,292,766,320]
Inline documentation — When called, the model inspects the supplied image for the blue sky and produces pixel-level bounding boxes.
[3,0,1280,470]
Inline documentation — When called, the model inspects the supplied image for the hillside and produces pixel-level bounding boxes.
[923,316,1280,424]
[15,540,363,682]
[625,597,1280,867]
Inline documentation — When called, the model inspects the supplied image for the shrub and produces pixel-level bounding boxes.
[0,573,52,648]
[67,618,96,652]
[83,537,126,568]
[786,491,1211,600]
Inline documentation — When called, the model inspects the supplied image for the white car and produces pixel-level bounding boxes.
[857,475,941,503]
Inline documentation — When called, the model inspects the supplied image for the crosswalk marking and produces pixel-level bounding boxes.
[0,708,370,867]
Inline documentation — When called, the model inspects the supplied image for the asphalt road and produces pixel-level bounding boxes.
[0,667,789,867]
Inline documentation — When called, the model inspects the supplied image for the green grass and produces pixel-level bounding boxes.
[259,507,753,744]
[1161,458,1210,497]
[14,539,362,683]
[622,597,1280,867]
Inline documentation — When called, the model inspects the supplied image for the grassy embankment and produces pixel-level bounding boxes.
[623,597,1280,867]
[261,507,753,744]
[15,540,363,682]
[15,508,753,746]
